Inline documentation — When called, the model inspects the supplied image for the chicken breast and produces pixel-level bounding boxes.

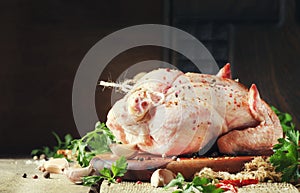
[106,64,283,156]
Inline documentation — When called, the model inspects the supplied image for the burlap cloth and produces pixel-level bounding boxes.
[100,181,299,193]
[0,159,90,193]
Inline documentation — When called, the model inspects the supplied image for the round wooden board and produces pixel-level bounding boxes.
[90,153,256,181]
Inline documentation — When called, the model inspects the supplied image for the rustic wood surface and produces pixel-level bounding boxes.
[91,153,255,181]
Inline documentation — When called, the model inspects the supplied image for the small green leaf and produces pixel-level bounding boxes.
[82,176,103,186]
[52,132,62,147]
[281,163,298,182]
[100,168,112,178]
[64,134,73,147]
[164,173,185,190]
[204,185,224,193]
[165,173,222,193]
[53,154,64,158]
[111,164,119,177]
[192,176,209,186]
[31,149,41,156]
[114,156,127,174]
[287,130,299,146]
[284,113,292,122]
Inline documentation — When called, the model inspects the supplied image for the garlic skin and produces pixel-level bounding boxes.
[43,158,69,174]
[64,164,95,184]
[109,143,138,159]
[150,169,176,187]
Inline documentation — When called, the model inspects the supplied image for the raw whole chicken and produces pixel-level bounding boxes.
[106,64,283,156]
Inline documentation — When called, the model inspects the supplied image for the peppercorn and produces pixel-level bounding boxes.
[115,177,122,183]
[43,171,50,179]
[32,174,38,179]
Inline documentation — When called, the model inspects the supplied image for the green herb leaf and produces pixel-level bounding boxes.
[204,185,224,193]
[270,106,299,183]
[31,132,73,158]
[164,173,185,190]
[70,122,116,167]
[31,122,117,169]
[71,139,96,167]
[82,122,115,153]
[82,156,128,186]
[192,176,209,186]
[164,173,223,193]
[64,134,73,147]
[82,176,103,186]
[100,168,112,179]
[95,122,116,142]
[112,156,127,177]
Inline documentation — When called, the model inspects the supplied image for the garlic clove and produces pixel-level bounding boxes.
[109,143,138,159]
[64,164,95,184]
[89,156,108,173]
[43,158,69,174]
[150,169,176,187]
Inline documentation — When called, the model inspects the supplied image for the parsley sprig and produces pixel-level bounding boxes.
[164,173,223,193]
[82,156,128,186]
[270,106,300,183]
[71,122,116,167]
[31,122,116,168]
[31,132,73,158]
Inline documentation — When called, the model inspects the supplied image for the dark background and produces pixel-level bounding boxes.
[1,0,299,156]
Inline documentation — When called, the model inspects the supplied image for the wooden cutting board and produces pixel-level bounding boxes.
[90,153,256,181]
